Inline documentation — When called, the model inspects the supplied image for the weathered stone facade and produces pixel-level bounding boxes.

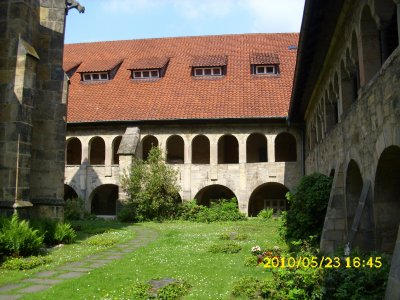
[0,0,76,219]
[64,123,302,216]
[290,0,400,298]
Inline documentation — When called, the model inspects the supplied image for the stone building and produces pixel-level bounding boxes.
[62,33,302,216]
[0,0,82,218]
[289,0,400,297]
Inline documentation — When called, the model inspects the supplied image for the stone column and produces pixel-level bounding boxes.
[267,135,275,162]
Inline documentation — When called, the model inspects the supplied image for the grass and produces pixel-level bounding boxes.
[16,218,284,299]
[0,219,135,286]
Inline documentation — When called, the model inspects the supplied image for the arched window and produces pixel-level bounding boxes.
[90,184,118,215]
[248,182,289,216]
[166,135,184,164]
[89,137,105,165]
[375,0,398,63]
[246,133,268,163]
[192,135,210,164]
[142,135,158,160]
[194,185,237,207]
[112,136,122,164]
[275,133,297,162]
[66,137,81,165]
[360,5,381,85]
[64,184,78,201]
[218,135,239,164]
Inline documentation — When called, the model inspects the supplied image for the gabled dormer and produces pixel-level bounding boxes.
[78,59,123,82]
[127,57,170,80]
[191,55,227,77]
[250,53,280,75]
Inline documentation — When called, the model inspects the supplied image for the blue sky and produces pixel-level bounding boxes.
[65,0,305,44]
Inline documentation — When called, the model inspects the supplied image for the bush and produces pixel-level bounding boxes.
[120,147,181,221]
[179,198,246,222]
[54,223,77,244]
[209,242,242,254]
[1,256,51,270]
[283,173,332,245]
[0,213,44,257]
[231,276,270,299]
[257,208,274,220]
[64,197,85,221]
[157,280,191,299]
[83,234,118,247]
[30,218,58,245]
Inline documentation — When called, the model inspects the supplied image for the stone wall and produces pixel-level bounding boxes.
[0,0,69,219]
[65,122,302,215]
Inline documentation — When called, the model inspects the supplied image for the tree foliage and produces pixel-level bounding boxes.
[120,146,181,221]
[283,173,332,245]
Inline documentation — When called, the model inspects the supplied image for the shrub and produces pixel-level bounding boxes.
[257,208,274,220]
[244,255,259,267]
[117,203,138,222]
[30,218,58,245]
[0,213,44,257]
[120,147,181,221]
[283,173,332,245]
[54,223,77,244]
[83,234,118,247]
[157,280,191,299]
[1,256,51,270]
[209,242,242,254]
[64,197,85,220]
[231,276,270,299]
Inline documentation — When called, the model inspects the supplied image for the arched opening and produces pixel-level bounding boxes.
[194,185,237,207]
[192,135,210,164]
[90,184,118,215]
[246,133,268,163]
[218,135,239,164]
[340,53,359,116]
[112,136,122,165]
[345,160,363,239]
[66,137,82,165]
[248,182,289,216]
[64,184,78,201]
[89,137,105,165]
[142,135,158,161]
[329,169,335,178]
[374,146,400,253]
[275,132,297,162]
[376,0,399,63]
[360,5,381,85]
[166,135,184,164]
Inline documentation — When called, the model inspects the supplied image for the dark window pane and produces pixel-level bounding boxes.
[204,68,212,75]
[143,71,150,78]
[195,69,202,76]
[256,66,265,74]
[92,74,100,80]
[151,70,159,77]
[266,66,275,73]
[100,73,108,79]
[134,72,142,78]
[83,74,91,81]
[213,68,221,75]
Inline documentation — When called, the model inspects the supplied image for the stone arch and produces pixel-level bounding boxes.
[325,86,338,133]
[218,134,239,164]
[142,135,158,160]
[112,136,122,165]
[246,133,268,163]
[374,145,400,253]
[345,160,363,239]
[359,4,381,85]
[90,184,119,215]
[275,132,297,162]
[166,135,184,164]
[374,0,398,63]
[64,184,78,201]
[194,184,237,207]
[66,137,82,165]
[248,182,289,217]
[192,135,210,164]
[89,136,105,165]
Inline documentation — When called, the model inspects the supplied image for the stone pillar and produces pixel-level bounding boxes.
[267,135,275,162]
[238,135,246,164]
[210,137,218,165]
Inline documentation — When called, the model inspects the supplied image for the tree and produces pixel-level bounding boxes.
[120,146,181,221]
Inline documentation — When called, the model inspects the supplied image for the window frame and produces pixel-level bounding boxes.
[82,72,109,81]
[193,67,223,77]
[132,69,160,79]
[253,65,278,75]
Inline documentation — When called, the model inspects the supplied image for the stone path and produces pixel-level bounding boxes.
[0,226,158,300]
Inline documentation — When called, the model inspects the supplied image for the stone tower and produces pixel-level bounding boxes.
[0,0,82,219]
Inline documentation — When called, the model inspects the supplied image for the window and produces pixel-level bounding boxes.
[254,65,277,75]
[82,72,109,81]
[132,69,160,79]
[193,67,223,76]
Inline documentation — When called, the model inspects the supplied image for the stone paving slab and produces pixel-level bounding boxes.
[0,284,23,293]
[105,255,124,259]
[87,262,107,268]
[18,285,51,293]
[61,267,93,273]
[0,294,22,300]
[57,271,84,279]
[23,278,63,285]
[35,271,59,278]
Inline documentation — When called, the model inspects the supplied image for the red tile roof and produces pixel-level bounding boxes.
[78,58,123,73]
[127,57,170,70]
[63,33,299,123]
[191,55,227,67]
[250,53,280,65]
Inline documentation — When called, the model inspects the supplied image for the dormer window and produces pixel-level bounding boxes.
[82,72,109,81]
[254,65,277,75]
[132,69,160,79]
[194,67,222,76]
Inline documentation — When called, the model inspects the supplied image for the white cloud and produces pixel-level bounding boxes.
[240,0,305,33]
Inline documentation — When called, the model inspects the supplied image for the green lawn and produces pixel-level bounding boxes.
[18,219,284,299]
